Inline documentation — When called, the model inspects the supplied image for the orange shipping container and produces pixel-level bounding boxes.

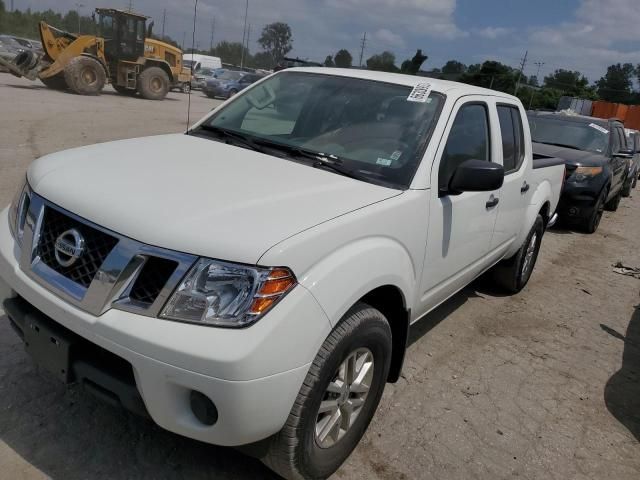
[625,106,640,131]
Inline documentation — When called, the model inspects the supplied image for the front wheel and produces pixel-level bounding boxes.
[621,178,632,198]
[137,67,170,100]
[63,56,106,95]
[181,82,191,94]
[582,188,607,234]
[262,302,392,480]
[492,215,544,294]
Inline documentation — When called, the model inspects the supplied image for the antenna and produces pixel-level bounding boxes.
[186,0,198,132]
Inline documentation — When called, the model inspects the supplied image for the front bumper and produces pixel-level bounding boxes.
[557,180,603,220]
[0,207,332,446]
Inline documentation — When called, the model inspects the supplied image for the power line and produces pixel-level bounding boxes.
[358,32,367,67]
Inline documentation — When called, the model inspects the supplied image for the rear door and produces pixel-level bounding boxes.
[418,97,500,313]
[491,102,529,251]
[610,124,627,192]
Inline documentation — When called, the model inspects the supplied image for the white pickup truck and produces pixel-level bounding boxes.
[0,68,564,479]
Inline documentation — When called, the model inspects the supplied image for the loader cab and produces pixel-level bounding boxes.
[96,8,146,61]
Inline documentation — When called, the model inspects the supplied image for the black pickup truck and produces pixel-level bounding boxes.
[528,112,631,233]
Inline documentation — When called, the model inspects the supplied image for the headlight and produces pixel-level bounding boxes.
[571,166,603,182]
[8,176,30,246]
[160,259,296,328]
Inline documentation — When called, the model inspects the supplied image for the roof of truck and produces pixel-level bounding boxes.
[528,110,623,127]
[285,67,521,101]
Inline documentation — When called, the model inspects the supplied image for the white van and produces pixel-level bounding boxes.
[183,54,222,72]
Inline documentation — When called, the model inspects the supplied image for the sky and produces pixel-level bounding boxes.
[14,0,640,82]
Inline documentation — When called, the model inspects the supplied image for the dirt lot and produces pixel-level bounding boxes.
[0,74,639,480]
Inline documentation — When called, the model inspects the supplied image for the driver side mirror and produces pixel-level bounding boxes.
[448,159,504,195]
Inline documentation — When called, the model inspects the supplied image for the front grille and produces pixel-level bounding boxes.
[37,207,119,288]
[129,257,178,305]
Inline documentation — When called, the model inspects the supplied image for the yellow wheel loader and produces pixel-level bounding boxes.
[0,8,192,100]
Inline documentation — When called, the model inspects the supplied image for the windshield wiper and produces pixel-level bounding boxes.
[537,141,582,151]
[244,140,364,180]
[196,125,267,154]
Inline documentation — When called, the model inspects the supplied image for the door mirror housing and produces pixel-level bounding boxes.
[448,159,504,195]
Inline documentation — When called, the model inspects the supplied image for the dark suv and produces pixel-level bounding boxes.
[528,112,631,233]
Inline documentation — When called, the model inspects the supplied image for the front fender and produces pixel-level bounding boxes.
[296,237,415,327]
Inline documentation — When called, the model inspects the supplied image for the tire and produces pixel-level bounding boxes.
[113,85,137,96]
[40,73,68,90]
[137,66,170,100]
[604,187,622,211]
[621,178,632,198]
[492,215,544,294]
[181,82,191,94]
[228,88,238,98]
[633,175,638,189]
[262,302,392,480]
[582,188,607,234]
[64,56,106,95]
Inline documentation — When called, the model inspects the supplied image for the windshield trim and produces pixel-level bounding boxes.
[193,71,446,190]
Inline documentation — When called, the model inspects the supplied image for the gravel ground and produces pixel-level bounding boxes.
[0,74,639,480]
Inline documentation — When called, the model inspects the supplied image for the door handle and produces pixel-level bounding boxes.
[521,181,530,194]
[486,195,499,209]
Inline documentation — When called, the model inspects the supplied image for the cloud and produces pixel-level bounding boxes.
[373,29,405,48]
[474,27,513,40]
[522,0,640,80]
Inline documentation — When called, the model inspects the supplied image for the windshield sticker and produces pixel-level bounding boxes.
[589,123,609,134]
[391,151,403,161]
[407,83,432,103]
[376,158,393,166]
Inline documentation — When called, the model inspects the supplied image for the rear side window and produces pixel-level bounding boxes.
[497,105,525,173]
[439,103,490,192]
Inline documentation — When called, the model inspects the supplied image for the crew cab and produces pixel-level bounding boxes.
[0,69,564,480]
[528,112,630,233]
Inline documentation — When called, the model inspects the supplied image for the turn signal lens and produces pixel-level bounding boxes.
[249,297,277,315]
[258,276,296,296]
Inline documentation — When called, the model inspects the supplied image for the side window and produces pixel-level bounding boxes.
[618,128,628,152]
[497,105,526,174]
[611,126,622,154]
[439,103,490,192]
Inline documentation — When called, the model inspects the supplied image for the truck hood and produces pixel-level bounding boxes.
[532,142,607,167]
[28,134,401,264]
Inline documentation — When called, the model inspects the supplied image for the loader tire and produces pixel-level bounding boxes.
[40,73,68,90]
[64,56,106,95]
[137,67,170,100]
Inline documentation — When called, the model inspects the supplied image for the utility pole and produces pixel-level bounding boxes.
[182,31,186,51]
[358,32,367,67]
[75,3,85,34]
[514,50,528,95]
[246,24,252,58]
[210,17,216,52]
[161,9,166,38]
[10,0,14,12]
[127,0,134,12]
[240,0,249,68]
[528,61,545,110]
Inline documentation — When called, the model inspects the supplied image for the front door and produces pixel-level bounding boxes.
[417,98,500,316]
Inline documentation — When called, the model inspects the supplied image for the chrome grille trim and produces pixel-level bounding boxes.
[20,193,197,317]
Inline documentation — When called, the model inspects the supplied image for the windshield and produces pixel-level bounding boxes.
[198,72,444,189]
[529,116,609,154]
[218,71,242,81]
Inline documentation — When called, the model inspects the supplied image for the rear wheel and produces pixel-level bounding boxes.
[262,303,392,480]
[492,215,544,294]
[137,67,170,100]
[621,178,632,197]
[40,73,68,90]
[64,56,106,95]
